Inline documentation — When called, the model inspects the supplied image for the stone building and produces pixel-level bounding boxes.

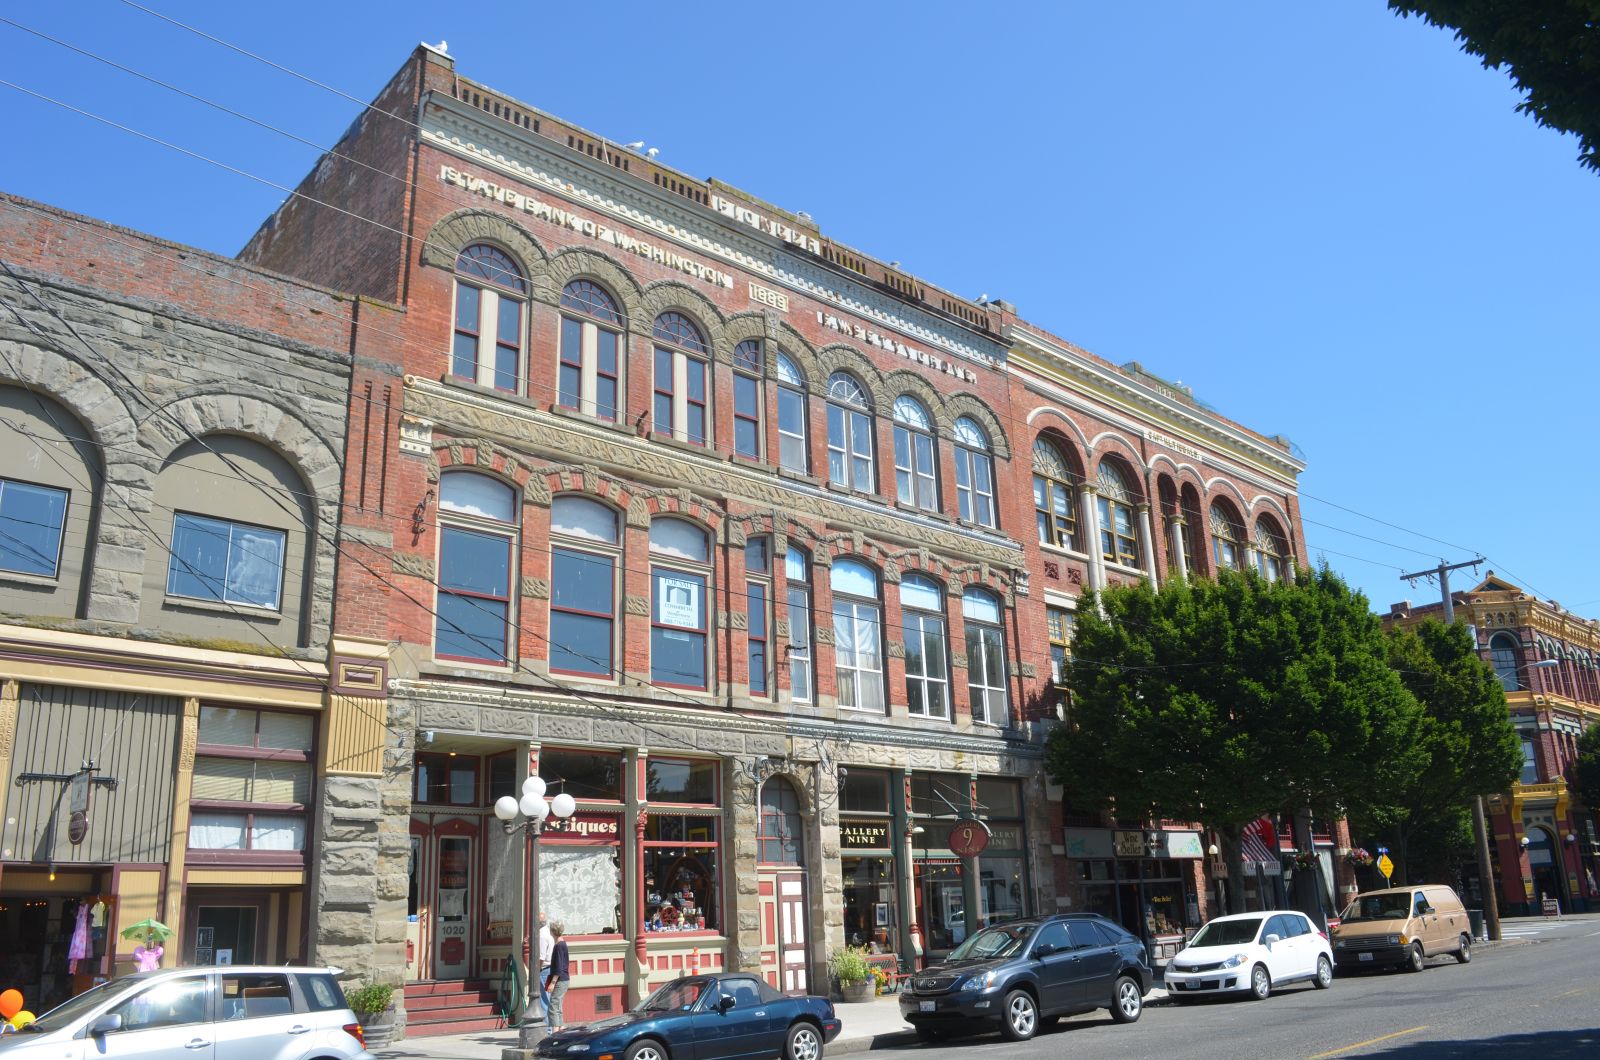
[1388,575,1600,915]
[0,195,398,1008]
[237,44,1313,1036]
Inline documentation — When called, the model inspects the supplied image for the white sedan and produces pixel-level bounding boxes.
[1163,911,1334,1001]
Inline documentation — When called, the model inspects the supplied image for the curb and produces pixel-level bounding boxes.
[830,1031,922,1054]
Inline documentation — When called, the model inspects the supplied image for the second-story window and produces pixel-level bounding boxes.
[827,373,874,492]
[954,417,996,527]
[1253,516,1289,583]
[651,518,710,690]
[652,313,710,446]
[964,588,1008,725]
[1047,605,1075,716]
[557,280,622,421]
[786,545,813,702]
[0,477,68,578]
[892,396,938,511]
[901,574,949,719]
[831,558,883,712]
[1209,501,1245,571]
[1096,462,1139,568]
[436,471,517,665]
[452,244,525,393]
[733,340,764,459]
[549,496,620,679]
[746,535,771,697]
[167,513,286,611]
[1033,438,1081,551]
[1490,632,1524,692]
[776,353,809,473]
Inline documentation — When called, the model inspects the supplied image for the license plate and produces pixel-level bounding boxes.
[1180,982,1196,990]
[920,1001,935,1012]
[1358,952,1373,962]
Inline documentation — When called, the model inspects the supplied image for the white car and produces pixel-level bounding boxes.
[1163,911,1334,1001]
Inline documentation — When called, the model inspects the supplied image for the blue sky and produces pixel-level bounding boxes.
[6,1,1596,619]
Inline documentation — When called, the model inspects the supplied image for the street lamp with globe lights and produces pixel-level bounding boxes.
[494,775,576,1046]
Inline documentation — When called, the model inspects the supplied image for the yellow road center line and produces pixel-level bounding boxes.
[1308,1025,1430,1059]
[1553,986,1594,999]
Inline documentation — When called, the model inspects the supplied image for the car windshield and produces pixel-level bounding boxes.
[946,922,1035,962]
[1188,918,1263,948]
[22,977,145,1034]
[637,977,711,1012]
[1342,894,1413,922]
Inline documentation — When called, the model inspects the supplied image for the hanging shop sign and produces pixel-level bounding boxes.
[1113,830,1148,858]
[949,818,991,858]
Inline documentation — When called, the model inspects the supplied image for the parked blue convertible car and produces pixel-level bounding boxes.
[535,974,841,1060]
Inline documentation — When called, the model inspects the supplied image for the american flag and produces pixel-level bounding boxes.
[1241,816,1279,864]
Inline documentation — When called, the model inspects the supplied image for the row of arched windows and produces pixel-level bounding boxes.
[452,246,1002,529]
[433,469,1013,724]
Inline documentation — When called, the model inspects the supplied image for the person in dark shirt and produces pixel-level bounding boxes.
[544,922,570,1031]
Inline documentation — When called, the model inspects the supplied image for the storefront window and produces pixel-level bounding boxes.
[645,815,719,933]
[979,856,1025,925]
[189,706,313,855]
[414,752,478,806]
[540,747,622,801]
[539,835,622,936]
[758,778,804,864]
[915,861,965,951]
[841,770,890,813]
[646,757,718,804]
[843,856,897,950]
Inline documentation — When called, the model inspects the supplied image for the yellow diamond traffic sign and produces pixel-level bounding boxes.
[1377,854,1394,882]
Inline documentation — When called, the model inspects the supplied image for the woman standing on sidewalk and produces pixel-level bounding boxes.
[545,922,570,1032]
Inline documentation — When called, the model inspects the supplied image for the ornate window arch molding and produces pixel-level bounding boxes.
[1204,477,1251,512]
[1025,406,1090,452]
[545,247,645,318]
[814,345,888,408]
[0,341,138,455]
[420,207,549,281]
[1086,432,1147,473]
[640,282,728,351]
[945,393,1009,459]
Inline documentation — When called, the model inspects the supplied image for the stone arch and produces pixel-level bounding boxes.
[771,324,822,389]
[0,340,138,453]
[535,467,638,516]
[643,493,724,535]
[139,390,341,501]
[542,247,646,320]
[639,282,728,353]
[1026,406,1090,452]
[420,207,549,280]
[815,345,888,408]
[882,371,947,430]
[945,392,1010,458]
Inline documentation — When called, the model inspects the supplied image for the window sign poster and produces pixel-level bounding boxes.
[217,949,233,966]
[657,575,701,628]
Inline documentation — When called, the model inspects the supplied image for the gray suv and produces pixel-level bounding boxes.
[0,966,374,1060]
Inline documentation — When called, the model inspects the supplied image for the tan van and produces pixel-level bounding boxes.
[1331,885,1472,972]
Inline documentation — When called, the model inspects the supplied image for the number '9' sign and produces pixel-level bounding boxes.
[948,819,990,858]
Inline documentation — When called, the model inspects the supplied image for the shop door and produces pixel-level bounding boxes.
[193,906,258,966]
[435,832,474,979]
[776,871,809,993]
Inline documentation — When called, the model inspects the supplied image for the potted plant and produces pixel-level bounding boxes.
[831,946,874,1003]
[1345,846,1373,868]
[345,983,397,1048]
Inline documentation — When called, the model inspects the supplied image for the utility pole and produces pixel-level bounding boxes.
[1401,556,1500,942]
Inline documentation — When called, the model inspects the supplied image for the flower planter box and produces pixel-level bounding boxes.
[837,980,874,1004]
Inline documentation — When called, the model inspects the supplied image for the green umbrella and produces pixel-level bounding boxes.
[119,918,173,943]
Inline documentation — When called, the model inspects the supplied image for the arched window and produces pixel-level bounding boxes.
[650,517,710,690]
[826,373,874,492]
[1033,438,1081,551]
[652,312,710,446]
[452,244,525,392]
[1490,632,1524,692]
[1,386,99,616]
[901,574,948,719]
[745,535,771,697]
[1096,462,1139,568]
[831,558,883,712]
[892,396,938,511]
[785,545,813,702]
[758,777,803,864]
[733,340,764,459]
[549,496,620,679]
[1209,500,1245,571]
[1253,516,1290,583]
[964,588,1008,725]
[954,418,997,528]
[557,279,622,421]
[776,353,808,473]
[436,471,517,665]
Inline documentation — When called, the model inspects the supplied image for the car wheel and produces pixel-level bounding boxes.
[624,1040,669,1060]
[998,989,1038,1042]
[1313,955,1333,989]
[1403,942,1425,973]
[1248,963,1271,1001]
[1110,976,1142,1023]
[914,1026,944,1043]
[785,1022,822,1060]
[1454,935,1472,964]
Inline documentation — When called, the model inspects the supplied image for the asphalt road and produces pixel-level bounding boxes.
[889,916,1600,1059]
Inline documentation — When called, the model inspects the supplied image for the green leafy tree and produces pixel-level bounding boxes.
[1390,2,1600,171]
[1047,567,1423,914]
[1351,621,1520,881]
[1574,723,1600,814]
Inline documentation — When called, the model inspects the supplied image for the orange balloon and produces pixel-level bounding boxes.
[0,990,20,1020]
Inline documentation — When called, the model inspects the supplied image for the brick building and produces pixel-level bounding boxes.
[1388,575,1600,915]
[0,195,399,1010]
[229,44,1313,1035]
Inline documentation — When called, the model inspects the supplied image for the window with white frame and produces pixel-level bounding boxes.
[167,513,287,610]
[452,244,525,392]
[188,706,313,855]
[652,313,710,446]
[651,518,710,690]
[776,353,809,473]
[964,588,1008,725]
[746,535,771,697]
[557,279,622,421]
[901,573,949,718]
[0,477,68,578]
[786,545,813,702]
[1209,501,1245,571]
[1047,604,1075,716]
[1490,632,1524,692]
[831,558,883,711]
[1033,438,1081,551]
[826,373,874,492]
[435,471,517,665]
[733,340,764,459]
[1096,462,1139,568]
[954,417,996,527]
[549,496,620,679]
[892,396,938,510]
[1519,737,1539,785]
[1253,516,1290,583]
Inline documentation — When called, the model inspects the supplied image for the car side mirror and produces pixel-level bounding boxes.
[1264,934,1281,946]
[89,1014,123,1036]
[718,995,736,1012]
[1034,943,1055,958]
